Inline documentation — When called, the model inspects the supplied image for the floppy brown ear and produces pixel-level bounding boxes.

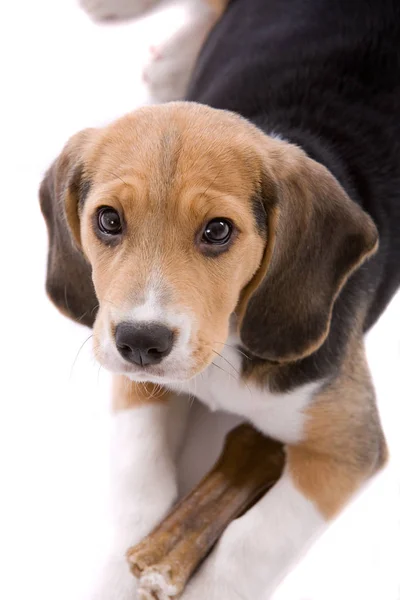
[239,142,378,362]
[39,129,98,327]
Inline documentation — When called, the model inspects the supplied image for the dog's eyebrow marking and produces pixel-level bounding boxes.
[80,178,92,205]
[70,164,92,210]
[79,168,129,211]
[251,193,268,237]
[102,169,129,187]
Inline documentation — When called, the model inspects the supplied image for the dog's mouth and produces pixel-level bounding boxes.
[120,349,216,384]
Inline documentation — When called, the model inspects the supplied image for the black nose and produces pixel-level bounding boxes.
[115,322,174,366]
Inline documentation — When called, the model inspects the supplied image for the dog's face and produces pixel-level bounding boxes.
[80,107,267,382]
[40,102,378,384]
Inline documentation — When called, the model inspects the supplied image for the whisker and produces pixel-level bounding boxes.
[76,309,90,323]
[103,298,121,311]
[234,348,252,360]
[189,394,196,411]
[212,349,241,377]
[90,303,100,316]
[70,334,94,378]
[154,385,169,400]
[101,168,129,187]
[142,382,153,400]
[97,364,103,386]
[196,167,223,203]
[76,303,100,324]
[212,350,253,396]
[212,341,252,360]
[64,285,71,315]
[203,194,233,202]
[211,361,239,381]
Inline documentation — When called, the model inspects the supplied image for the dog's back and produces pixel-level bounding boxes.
[188,0,400,328]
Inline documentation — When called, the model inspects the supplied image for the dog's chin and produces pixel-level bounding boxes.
[125,370,189,385]
[99,349,213,386]
[124,360,211,385]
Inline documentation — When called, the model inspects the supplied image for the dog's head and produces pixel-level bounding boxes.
[40,102,378,383]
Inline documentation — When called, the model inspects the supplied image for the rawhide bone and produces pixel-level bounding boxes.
[127,424,285,600]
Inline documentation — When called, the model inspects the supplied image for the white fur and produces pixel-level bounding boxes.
[80,0,215,101]
[99,276,195,382]
[129,287,161,323]
[143,0,215,101]
[172,335,322,443]
[128,281,193,362]
[88,397,189,600]
[109,404,176,547]
[90,333,325,600]
[80,0,158,21]
[95,324,323,600]
[180,471,326,600]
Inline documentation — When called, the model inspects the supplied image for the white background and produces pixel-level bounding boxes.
[1,1,399,599]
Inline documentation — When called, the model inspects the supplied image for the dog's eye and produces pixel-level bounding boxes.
[202,219,232,245]
[97,207,122,235]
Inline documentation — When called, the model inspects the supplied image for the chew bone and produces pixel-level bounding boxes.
[127,424,285,600]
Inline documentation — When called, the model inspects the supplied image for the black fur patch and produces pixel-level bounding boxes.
[251,194,267,237]
[80,177,92,206]
[69,164,92,210]
[187,0,400,378]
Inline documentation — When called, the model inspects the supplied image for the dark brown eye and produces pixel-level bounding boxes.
[97,207,122,235]
[202,218,232,245]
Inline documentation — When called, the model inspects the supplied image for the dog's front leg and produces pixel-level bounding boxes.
[89,375,189,600]
[178,465,326,600]
[181,341,387,600]
[181,455,385,600]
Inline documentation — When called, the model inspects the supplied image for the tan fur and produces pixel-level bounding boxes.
[41,102,378,378]
[41,100,388,531]
[112,375,171,411]
[79,105,268,376]
[206,0,230,17]
[288,328,388,519]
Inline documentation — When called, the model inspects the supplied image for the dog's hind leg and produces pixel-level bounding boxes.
[79,0,161,22]
[143,0,228,102]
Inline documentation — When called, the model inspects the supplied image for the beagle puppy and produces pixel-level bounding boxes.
[40,0,400,599]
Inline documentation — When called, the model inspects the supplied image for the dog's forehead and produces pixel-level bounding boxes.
[89,104,263,188]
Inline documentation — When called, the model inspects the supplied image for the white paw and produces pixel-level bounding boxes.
[79,0,158,22]
[178,544,243,600]
[143,12,213,102]
[180,567,241,600]
[179,517,263,600]
[89,553,137,600]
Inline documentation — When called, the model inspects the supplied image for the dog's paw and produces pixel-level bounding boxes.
[89,553,137,600]
[179,569,240,600]
[79,0,158,22]
[179,518,254,600]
